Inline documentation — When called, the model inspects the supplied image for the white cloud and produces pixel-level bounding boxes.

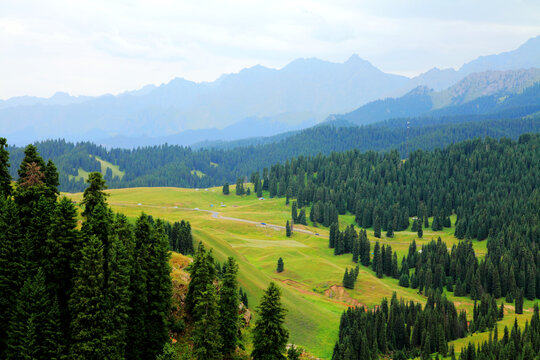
[0,0,539,98]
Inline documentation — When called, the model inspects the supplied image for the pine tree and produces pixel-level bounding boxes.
[44,196,81,338]
[386,221,393,238]
[222,182,230,195]
[192,283,222,360]
[219,257,240,357]
[6,269,63,360]
[515,289,524,314]
[343,268,351,289]
[0,197,23,357]
[252,282,289,360]
[277,257,284,273]
[81,172,108,219]
[286,221,291,237]
[186,244,216,315]
[0,138,11,197]
[104,235,131,359]
[291,202,298,222]
[143,220,173,359]
[69,235,110,359]
[418,222,423,239]
[374,215,381,238]
[126,215,152,360]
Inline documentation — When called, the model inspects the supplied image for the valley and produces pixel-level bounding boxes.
[66,185,534,359]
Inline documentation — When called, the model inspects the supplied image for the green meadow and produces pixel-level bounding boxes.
[66,185,537,359]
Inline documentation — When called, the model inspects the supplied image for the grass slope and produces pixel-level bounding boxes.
[65,185,536,359]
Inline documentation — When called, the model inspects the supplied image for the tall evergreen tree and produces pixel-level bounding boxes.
[219,257,240,357]
[69,235,111,359]
[0,138,11,197]
[6,269,63,360]
[192,283,222,360]
[0,197,22,357]
[143,219,173,359]
[81,172,108,219]
[44,196,80,340]
[186,244,216,315]
[277,257,284,273]
[374,215,381,238]
[252,282,289,360]
[286,220,291,237]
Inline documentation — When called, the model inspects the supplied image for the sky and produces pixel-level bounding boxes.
[1,0,540,99]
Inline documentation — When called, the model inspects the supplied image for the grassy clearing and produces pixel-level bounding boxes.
[64,185,534,358]
[93,155,125,180]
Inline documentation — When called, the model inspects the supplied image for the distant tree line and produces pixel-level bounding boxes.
[6,115,539,192]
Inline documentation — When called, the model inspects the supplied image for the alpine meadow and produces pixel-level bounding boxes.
[1,2,540,359]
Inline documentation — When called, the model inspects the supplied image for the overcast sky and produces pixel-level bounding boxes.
[1,0,539,99]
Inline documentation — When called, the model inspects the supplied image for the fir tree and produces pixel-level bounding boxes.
[186,244,216,315]
[286,220,291,237]
[143,220,173,359]
[252,282,289,360]
[0,197,23,357]
[69,235,110,359]
[291,202,298,222]
[219,257,240,357]
[222,182,230,195]
[374,215,381,238]
[6,269,63,360]
[277,257,284,273]
[0,138,11,197]
[515,289,524,314]
[81,172,108,219]
[192,283,222,360]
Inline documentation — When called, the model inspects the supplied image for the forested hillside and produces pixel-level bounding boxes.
[6,115,540,192]
[259,134,540,303]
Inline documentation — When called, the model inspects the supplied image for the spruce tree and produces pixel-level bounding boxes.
[69,235,110,359]
[252,282,289,360]
[44,196,81,338]
[219,257,240,357]
[186,244,216,315]
[286,220,291,237]
[6,269,63,360]
[418,223,423,239]
[192,283,222,360]
[277,257,284,273]
[291,201,298,222]
[104,235,131,359]
[81,172,108,219]
[0,138,11,198]
[223,182,230,195]
[374,215,381,238]
[515,289,524,314]
[143,220,173,359]
[0,197,23,357]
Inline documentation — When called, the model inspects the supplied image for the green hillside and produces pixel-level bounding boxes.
[66,185,534,359]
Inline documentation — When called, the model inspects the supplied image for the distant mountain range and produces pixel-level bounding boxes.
[1,35,540,148]
[335,68,540,126]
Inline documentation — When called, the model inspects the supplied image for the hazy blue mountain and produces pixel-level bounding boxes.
[2,35,540,147]
[459,36,540,75]
[0,92,94,109]
[338,68,540,126]
[405,36,540,91]
[0,55,410,146]
[96,116,315,149]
